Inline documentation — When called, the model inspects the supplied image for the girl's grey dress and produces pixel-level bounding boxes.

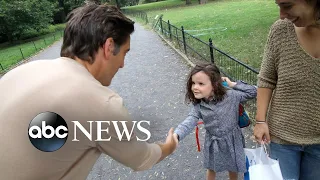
[174,81,257,172]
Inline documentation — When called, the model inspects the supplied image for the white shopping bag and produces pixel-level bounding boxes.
[244,145,283,180]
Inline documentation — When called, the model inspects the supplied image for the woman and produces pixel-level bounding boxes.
[254,0,320,179]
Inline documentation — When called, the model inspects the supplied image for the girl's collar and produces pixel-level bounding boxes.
[202,96,217,104]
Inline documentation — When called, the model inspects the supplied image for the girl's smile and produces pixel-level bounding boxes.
[191,71,214,100]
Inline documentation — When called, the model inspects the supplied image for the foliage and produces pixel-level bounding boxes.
[0,0,56,42]
[0,30,64,74]
[19,24,66,40]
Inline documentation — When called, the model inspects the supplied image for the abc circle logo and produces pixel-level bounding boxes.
[28,112,68,152]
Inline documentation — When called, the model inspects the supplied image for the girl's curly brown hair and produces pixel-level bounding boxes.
[185,63,226,104]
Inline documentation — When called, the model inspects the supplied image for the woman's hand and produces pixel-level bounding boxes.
[221,77,237,88]
[253,123,271,144]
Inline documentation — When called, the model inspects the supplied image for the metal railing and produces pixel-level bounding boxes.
[124,10,259,120]
[0,30,64,75]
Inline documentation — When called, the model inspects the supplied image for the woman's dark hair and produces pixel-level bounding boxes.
[60,4,135,63]
[307,0,320,21]
[315,0,320,20]
[185,63,226,104]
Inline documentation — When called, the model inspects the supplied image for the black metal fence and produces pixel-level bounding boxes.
[0,30,64,74]
[124,10,259,120]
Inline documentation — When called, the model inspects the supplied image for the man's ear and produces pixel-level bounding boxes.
[103,37,115,60]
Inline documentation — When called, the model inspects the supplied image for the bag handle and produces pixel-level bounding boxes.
[255,143,274,165]
[255,142,270,157]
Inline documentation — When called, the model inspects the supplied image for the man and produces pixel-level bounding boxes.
[0,4,177,180]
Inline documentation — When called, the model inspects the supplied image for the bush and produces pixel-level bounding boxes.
[0,23,65,45]
[19,24,65,41]
[0,0,56,42]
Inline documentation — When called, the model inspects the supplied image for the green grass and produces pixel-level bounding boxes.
[0,31,64,74]
[126,0,279,69]
[123,0,199,11]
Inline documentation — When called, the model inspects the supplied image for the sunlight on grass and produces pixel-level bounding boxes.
[126,0,279,69]
[123,0,198,11]
[0,31,63,74]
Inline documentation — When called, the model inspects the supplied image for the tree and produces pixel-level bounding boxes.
[199,0,207,4]
[85,0,102,4]
[54,0,67,23]
[47,0,86,23]
[0,0,56,41]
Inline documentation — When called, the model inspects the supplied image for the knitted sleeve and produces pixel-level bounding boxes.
[257,20,283,89]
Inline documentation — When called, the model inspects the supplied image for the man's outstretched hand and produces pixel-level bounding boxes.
[156,128,178,163]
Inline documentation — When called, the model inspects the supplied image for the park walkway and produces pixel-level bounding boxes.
[2,23,254,179]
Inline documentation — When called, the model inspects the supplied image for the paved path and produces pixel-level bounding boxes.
[28,40,62,61]
[3,23,254,179]
[86,24,253,180]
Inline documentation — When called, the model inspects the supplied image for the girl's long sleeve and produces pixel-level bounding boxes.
[232,81,257,103]
[174,104,201,141]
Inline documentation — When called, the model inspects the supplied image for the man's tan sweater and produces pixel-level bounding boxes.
[258,19,320,145]
[0,57,161,180]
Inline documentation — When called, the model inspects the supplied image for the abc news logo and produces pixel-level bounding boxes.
[28,112,151,152]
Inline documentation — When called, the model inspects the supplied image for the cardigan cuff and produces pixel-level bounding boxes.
[257,76,276,89]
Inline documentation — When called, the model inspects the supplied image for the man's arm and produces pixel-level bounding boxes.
[156,128,178,163]
[95,96,177,171]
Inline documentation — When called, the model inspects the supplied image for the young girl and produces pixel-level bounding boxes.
[173,63,257,180]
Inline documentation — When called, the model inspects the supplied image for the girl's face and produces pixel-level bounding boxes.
[191,71,214,100]
[276,0,317,27]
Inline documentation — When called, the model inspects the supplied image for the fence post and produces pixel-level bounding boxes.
[181,26,187,55]
[43,38,47,45]
[20,48,25,60]
[160,17,163,34]
[32,41,37,50]
[53,33,56,40]
[168,20,172,40]
[145,13,148,24]
[176,28,180,47]
[209,38,214,64]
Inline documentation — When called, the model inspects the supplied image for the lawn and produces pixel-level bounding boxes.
[0,31,64,74]
[122,0,199,11]
[124,0,279,69]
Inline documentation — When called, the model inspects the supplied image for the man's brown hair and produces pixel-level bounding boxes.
[60,4,134,63]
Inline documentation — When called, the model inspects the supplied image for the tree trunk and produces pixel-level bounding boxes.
[55,0,66,23]
[115,0,121,9]
[87,0,102,4]
[199,0,207,4]
[186,0,191,5]
[58,0,64,7]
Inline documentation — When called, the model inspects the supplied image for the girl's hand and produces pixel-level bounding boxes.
[221,77,236,88]
[173,133,179,144]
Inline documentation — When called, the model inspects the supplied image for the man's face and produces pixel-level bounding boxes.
[276,0,316,27]
[103,37,130,86]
